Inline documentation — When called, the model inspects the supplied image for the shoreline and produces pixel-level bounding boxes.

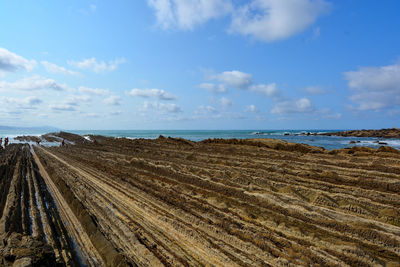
[10,130,400,151]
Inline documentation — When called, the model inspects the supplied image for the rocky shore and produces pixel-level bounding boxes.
[321,128,400,138]
[0,132,399,266]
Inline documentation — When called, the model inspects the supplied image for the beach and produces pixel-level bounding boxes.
[0,132,399,266]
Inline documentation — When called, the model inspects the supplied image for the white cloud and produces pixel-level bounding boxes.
[0,47,37,74]
[198,83,227,93]
[312,26,321,38]
[147,0,330,42]
[194,105,218,114]
[141,101,182,113]
[0,76,67,91]
[104,95,122,106]
[191,105,247,120]
[109,111,122,116]
[303,85,326,95]
[219,96,233,108]
[86,112,100,118]
[65,95,92,106]
[245,104,258,113]
[24,96,42,106]
[229,0,331,42]
[147,0,233,30]
[0,96,42,110]
[249,83,281,100]
[78,86,109,96]
[79,4,97,15]
[315,108,342,119]
[50,104,76,112]
[345,62,400,91]
[271,97,313,114]
[205,71,286,103]
[68,57,126,73]
[344,61,400,111]
[41,61,79,75]
[90,4,97,12]
[213,70,253,89]
[127,88,176,100]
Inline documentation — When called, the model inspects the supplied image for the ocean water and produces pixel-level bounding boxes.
[2,129,400,150]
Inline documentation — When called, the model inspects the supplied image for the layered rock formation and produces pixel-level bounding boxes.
[1,134,399,266]
[322,128,400,138]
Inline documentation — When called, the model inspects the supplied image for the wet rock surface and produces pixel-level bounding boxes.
[0,144,79,266]
[1,134,400,266]
[0,232,56,266]
[14,136,41,143]
[15,131,88,145]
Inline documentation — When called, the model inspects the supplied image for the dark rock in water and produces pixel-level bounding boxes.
[356,141,361,143]
[378,142,388,145]
[284,133,290,136]
[349,141,356,144]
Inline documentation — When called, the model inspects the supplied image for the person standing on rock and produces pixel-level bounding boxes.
[0,138,3,150]
[4,137,9,147]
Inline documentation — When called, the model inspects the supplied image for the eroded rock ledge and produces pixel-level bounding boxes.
[321,128,400,138]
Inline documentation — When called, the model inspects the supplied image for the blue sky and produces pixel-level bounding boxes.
[0,0,399,130]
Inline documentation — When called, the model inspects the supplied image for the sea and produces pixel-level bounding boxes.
[1,129,400,151]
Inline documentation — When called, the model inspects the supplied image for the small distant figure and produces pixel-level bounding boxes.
[4,137,9,147]
[0,138,3,150]
[61,139,65,147]
[36,140,41,146]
